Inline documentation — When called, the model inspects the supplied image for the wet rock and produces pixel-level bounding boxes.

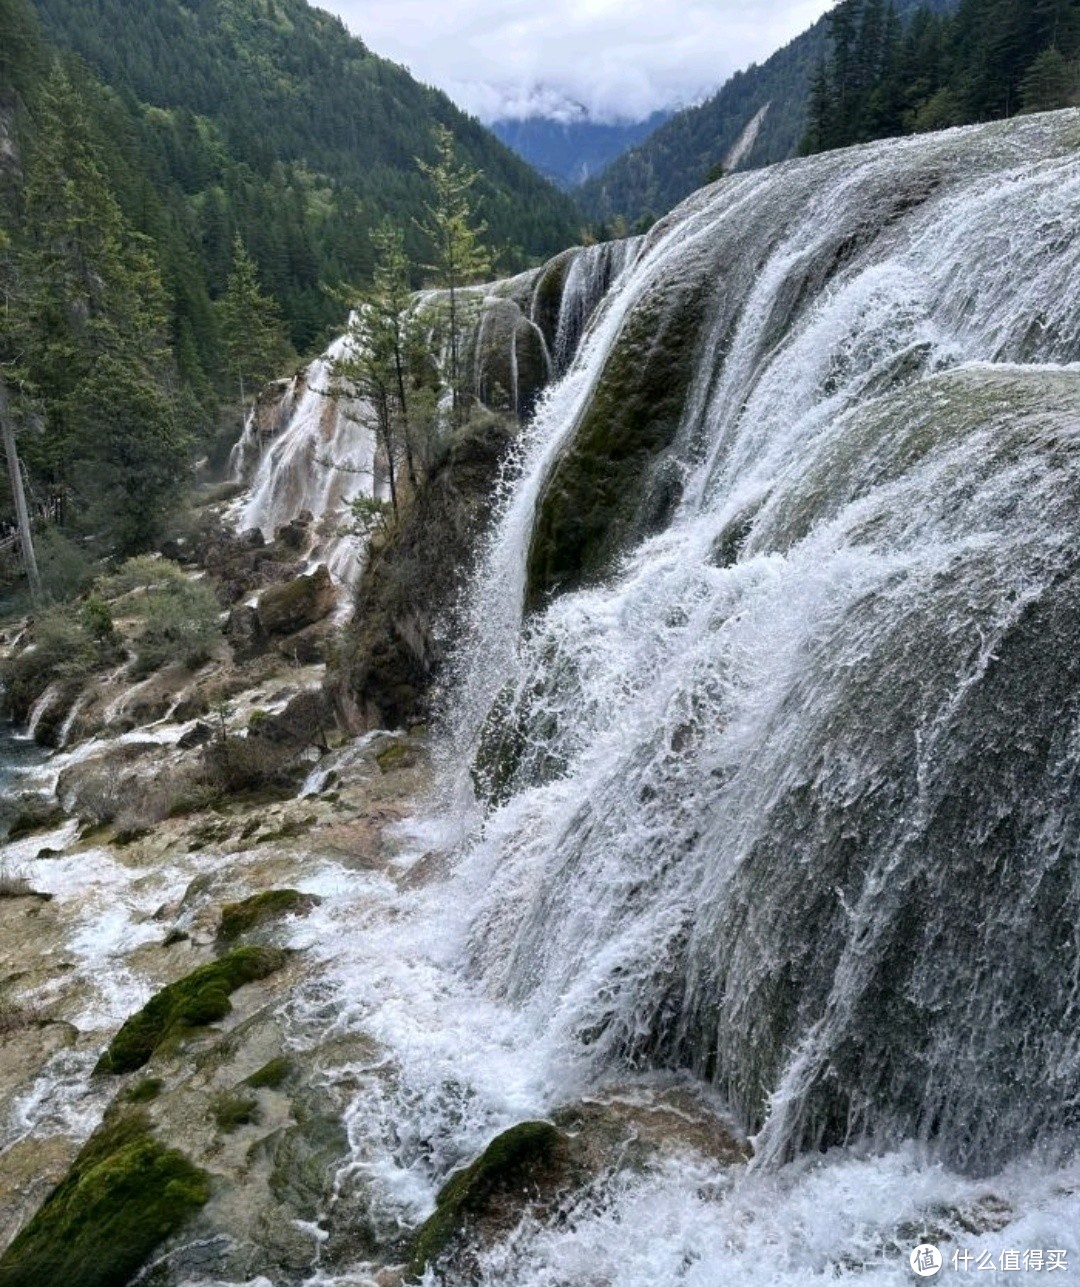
[0,1110,210,1287]
[274,619,335,665]
[226,603,266,660]
[94,946,291,1075]
[330,413,515,731]
[409,1121,575,1281]
[177,721,213,750]
[1,793,66,841]
[251,688,334,750]
[526,252,716,610]
[274,511,313,551]
[216,890,320,942]
[256,565,336,637]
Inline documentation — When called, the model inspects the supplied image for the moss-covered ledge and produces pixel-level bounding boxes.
[408,1121,572,1280]
[94,946,290,1075]
[525,270,715,611]
[0,1111,209,1287]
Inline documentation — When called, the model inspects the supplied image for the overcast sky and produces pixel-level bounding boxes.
[319,1,835,123]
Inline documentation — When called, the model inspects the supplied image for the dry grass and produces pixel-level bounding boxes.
[0,861,33,899]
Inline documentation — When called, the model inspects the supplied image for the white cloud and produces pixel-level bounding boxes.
[319,0,834,122]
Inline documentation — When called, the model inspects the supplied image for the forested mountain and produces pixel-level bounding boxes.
[578,0,956,225]
[803,0,1080,153]
[25,0,579,351]
[492,111,670,190]
[0,0,579,576]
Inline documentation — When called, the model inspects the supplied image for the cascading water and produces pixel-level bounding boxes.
[548,237,643,375]
[230,333,381,586]
[370,108,1080,1263]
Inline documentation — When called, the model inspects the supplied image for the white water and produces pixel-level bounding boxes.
[5,113,1080,1286]
[232,334,380,588]
[303,112,1080,1281]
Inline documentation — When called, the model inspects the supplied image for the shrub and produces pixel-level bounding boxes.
[0,609,98,720]
[130,577,223,677]
[96,554,189,601]
[35,528,98,603]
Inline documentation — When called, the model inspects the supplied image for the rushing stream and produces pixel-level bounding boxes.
[2,110,1079,1285]
[308,111,1080,1283]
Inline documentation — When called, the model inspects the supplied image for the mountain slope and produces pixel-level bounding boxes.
[578,0,956,224]
[29,0,580,298]
[492,111,670,189]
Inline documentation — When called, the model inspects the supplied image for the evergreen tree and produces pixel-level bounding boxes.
[1021,46,1080,110]
[19,66,191,552]
[416,126,492,428]
[218,235,292,422]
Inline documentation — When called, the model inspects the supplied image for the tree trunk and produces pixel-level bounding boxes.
[0,373,43,603]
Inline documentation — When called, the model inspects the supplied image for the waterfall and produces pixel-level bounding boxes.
[442,110,1080,1178]
[233,333,380,586]
[548,237,644,375]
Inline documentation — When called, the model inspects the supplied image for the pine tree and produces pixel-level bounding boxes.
[1020,46,1080,111]
[20,66,191,552]
[218,235,291,422]
[330,222,429,518]
[416,125,492,428]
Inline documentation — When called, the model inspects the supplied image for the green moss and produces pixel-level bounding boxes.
[525,272,713,611]
[375,741,415,773]
[210,1090,260,1133]
[123,1077,164,1104]
[0,1112,210,1287]
[217,889,316,942]
[408,1121,568,1278]
[245,1056,293,1090]
[95,946,290,1075]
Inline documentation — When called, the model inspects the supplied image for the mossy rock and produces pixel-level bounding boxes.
[217,890,318,942]
[3,794,67,841]
[210,1089,261,1133]
[94,946,290,1074]
[408,1121,571,1279]
[122,1077,165,1105]
[0,1111,210,1287]
[266,1105,349,1221]
[525,269,714,611]
[256,565,337,637]
[375,741,416,773]
[245,1055,293,1090]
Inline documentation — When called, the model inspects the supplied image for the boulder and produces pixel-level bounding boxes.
[256,565,336,638]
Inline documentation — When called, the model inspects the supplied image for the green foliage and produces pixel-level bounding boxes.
[244,1055,292,1089]
[803,0,1080,156]
[94,946,290,1074]
[219,235,293,415]
[417,126,494,428]
[33,529,97,603]
[97,553,186,599]
[1021,46,1080,112]
[0,1111,210,1287]
[210,1089,260,1132]
[0,606,98,719]
[216,888,315,941]
[29,0,578,348]
[98,558,222,675]
[79,595,114,642]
